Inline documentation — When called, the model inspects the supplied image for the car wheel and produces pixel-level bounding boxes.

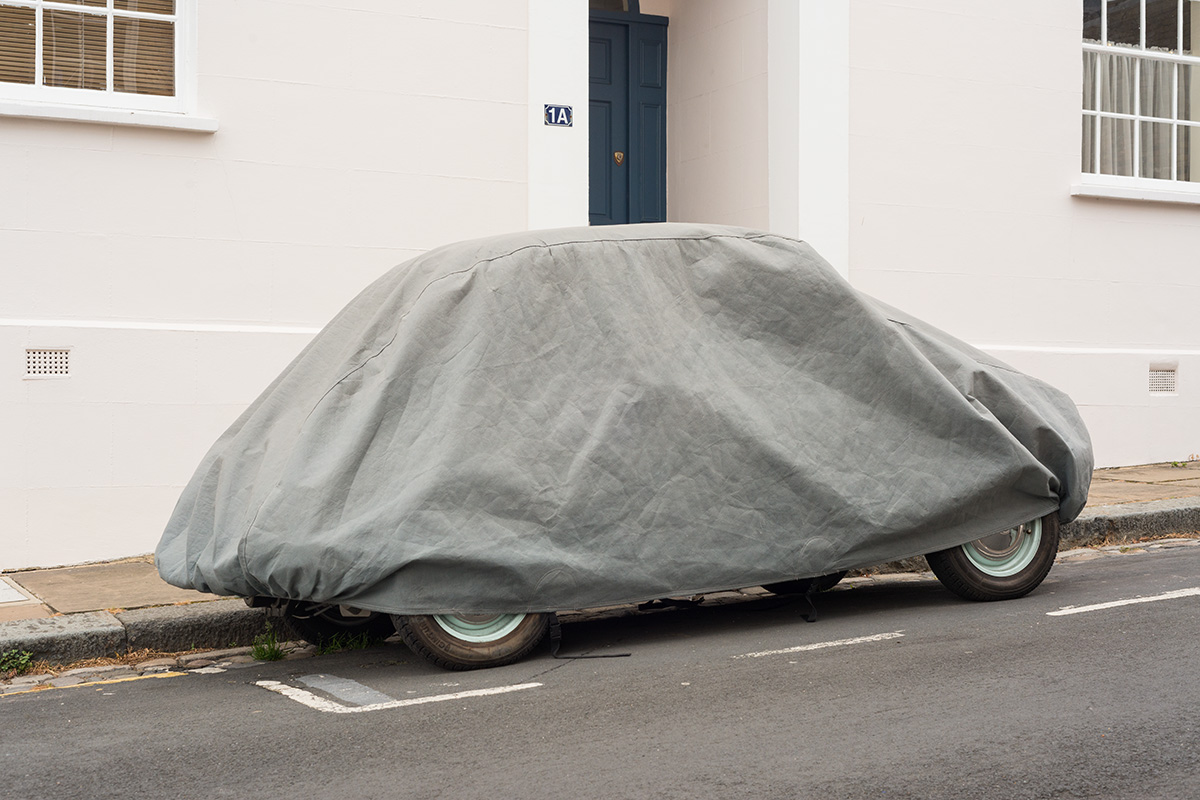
[393,612,551,670]
[763,571,847,596]
[925,513,1060,601]
[279,603,397,647]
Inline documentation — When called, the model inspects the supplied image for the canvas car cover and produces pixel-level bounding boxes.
[157,224,1092,614]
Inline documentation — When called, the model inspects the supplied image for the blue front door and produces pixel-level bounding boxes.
[589,14,667,225]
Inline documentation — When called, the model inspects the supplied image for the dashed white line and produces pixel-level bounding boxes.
[1047,587,1200,616]
[254,680,542,713]
[734,631,905,659]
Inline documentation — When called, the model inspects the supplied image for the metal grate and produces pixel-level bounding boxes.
[1149,367,1177,394]
[25,349,70,378]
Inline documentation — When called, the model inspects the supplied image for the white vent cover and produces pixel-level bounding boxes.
[25,348,70,378]
[1149,367,1177,394]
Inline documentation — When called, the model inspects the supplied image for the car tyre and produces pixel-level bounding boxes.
[393,612,551,670]
[279,603,396,647]
[926,513,1059,601]
[763,571,847,596]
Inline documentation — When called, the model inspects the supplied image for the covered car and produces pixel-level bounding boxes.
[157,224,1092,668]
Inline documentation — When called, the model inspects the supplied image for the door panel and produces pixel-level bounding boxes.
[589,22,628,225]
[589,16,666,226]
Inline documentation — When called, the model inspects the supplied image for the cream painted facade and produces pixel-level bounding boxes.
[2,0,1197,569]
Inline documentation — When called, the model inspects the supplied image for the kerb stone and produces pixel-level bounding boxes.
[117,598,269,653]
[0,612,125,663]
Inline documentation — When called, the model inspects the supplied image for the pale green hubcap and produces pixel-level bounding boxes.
[433,613,525,643]
[961,518,1042,577]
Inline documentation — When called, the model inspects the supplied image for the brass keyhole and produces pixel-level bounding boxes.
[614,151,625,166]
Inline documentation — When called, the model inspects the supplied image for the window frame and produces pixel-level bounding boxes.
[1075,0,1200,204]
[0,0,214,131]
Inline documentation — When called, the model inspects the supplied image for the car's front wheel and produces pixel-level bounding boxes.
[926,513,1059,601]
[393,612,551,670]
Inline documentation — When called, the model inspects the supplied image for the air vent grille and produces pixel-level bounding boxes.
[1149,367,1177,394]
[25,349,70,378]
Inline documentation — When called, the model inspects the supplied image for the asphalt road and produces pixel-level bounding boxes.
[4,545,1198,800]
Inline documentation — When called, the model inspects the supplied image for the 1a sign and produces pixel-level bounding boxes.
[544,105,573,127]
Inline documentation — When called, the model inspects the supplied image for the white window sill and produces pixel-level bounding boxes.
[0,100,217,133]
[1072,176,1200,206]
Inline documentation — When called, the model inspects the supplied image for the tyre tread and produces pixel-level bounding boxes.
[394,613,550,671]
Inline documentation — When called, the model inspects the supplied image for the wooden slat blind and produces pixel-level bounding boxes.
[0,6,36,85]
[44,10,107,90]
[114,17,173,96]
[116,1,175,13]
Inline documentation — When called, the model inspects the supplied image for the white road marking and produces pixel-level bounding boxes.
[297,674,395,706]
[734,631,905,659]
[1047,587,1200,616]
[254,680,542,714]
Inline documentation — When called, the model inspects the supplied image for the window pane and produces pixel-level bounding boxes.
[1083,116,1098,172]
[1141,121,1173,177]
[1178,124,1199,180]
[1084,0,1103,42]
[1099,53,1137,113]
[1145,0,1179,50]
[1084,51,1099,110]
[1140,57,1173,118]
[115,1,176,14]
[1187,1,1199,56]
[0,5,35,85]
[1108,0,1142,46]
[1180,63,1199,122]
[44,10,107,91]
[1100,117,1136,175]
[56,1,108,6]
[114,17,174,96]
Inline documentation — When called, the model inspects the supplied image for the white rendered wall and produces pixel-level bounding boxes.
[767,0,850,275]
[528,0,590,229]
[1,1,542,569]
[660,0,771,228]
[845,0,1200,467]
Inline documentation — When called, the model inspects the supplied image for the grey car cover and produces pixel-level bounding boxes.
[157,224,1092,614]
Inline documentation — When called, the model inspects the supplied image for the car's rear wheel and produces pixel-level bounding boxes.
[393,612,551,670]
[926,513,1059,601]
[763,571,847,596]
[279,603,396,647]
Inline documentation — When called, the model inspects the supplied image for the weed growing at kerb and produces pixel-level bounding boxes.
[1,648,34,677]
[250,626,286,661]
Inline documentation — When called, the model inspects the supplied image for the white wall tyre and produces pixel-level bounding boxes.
[393,613,551,670]
[926,513,1060,601]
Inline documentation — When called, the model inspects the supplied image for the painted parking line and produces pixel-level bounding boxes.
[255,679,542,714]
[1047,587,1200,616]
[733,631,905,659]
[297,674,395,706]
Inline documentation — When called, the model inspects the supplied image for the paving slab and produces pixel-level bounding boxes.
[1092,464,1200,483]
[0,605,53,623]
[1084,480,1200,505]
[0,577,50,622]
[8,560,210,613]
